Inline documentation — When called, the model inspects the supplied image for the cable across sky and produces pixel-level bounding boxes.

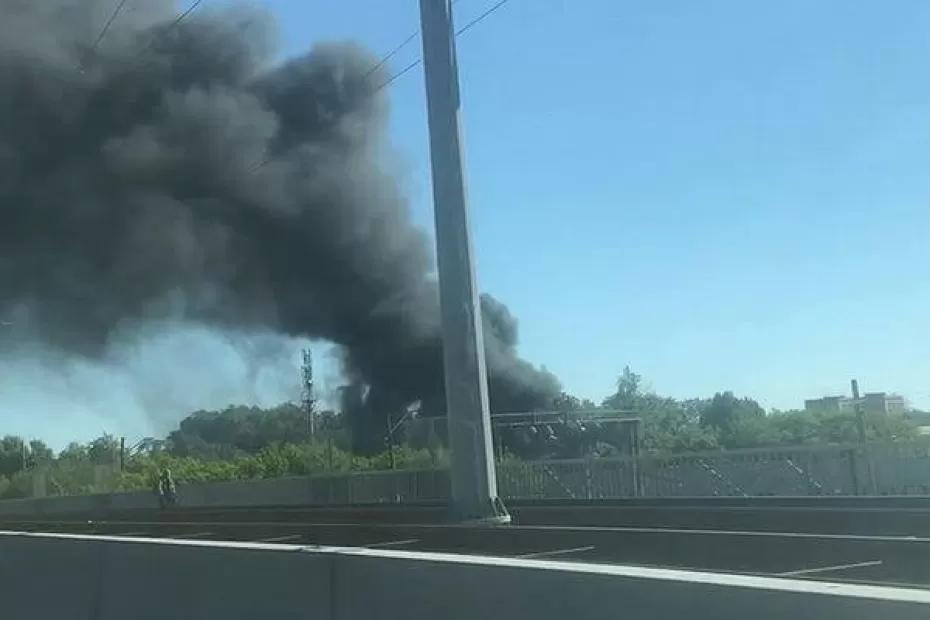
[374,0,515,92]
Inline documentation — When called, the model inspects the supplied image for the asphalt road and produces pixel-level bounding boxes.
[47,496,930,536]
[4,503,930,589]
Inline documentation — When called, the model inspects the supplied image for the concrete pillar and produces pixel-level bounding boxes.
[419,0,508,523]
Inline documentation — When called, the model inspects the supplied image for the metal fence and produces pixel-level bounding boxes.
[322,441,930,504]
[869,441,930,495]
[15,441,930,510]
[498,441,930,500]
[304,468,450,504]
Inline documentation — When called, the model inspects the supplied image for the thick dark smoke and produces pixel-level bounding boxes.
[0,1,558,450]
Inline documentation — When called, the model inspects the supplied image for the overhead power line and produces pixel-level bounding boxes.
[455,0,512,37]
[374,58,423,93]
[373,0,514,93]
[253,0,513,171]
[171,0,206,30]
[84,0,205,72]
[91,0,131,52]
[364,0,466,80]
[365,30,421,78]
[127,0,205,66]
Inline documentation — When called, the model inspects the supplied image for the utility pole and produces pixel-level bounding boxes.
[419,0,508,523]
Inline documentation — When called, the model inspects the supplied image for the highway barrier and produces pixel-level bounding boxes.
[4,440,930,517]
[1,530,928,620]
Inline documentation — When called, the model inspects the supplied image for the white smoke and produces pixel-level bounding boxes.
[0,321,333,449]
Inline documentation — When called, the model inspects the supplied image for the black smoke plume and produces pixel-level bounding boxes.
[0,1,558,450]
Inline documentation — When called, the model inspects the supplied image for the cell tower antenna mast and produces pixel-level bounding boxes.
[301,349,315,437]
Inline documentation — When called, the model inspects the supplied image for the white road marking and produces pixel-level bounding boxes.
[518,545,595,559]
[8,531,930,605]
[778,560,883,577]
[30,519,924,543]
[366,538,421,548]
[256,534,304,543]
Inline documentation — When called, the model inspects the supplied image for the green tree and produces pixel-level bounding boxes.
[0,436,27,477]
[636,395,720,453]
[58,442,89,462]
[28,439,53,463]
[603,366,641,411]
[167,403,317,458]
[553,392,596,412]
[768,409,821,445]
[89,435,120,465]
[26,439,53,469]
[601,368,720,453]
[699,392,765,447]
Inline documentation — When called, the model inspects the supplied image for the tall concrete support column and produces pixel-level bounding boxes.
[419,0,508,523]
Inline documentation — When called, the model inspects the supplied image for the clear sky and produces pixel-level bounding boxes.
[248,0,930,410]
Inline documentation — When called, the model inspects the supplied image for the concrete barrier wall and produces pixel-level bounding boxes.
[0,531,928,620]
[179,476,313,508]
[0,469,450,517]
[0,490,158,517]
[0,533,330,619]
[5,474,930,520]
[0,479,314,517]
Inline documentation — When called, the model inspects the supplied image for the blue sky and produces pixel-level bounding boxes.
[250,0,930,410]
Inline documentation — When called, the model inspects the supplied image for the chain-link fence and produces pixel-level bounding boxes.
[637,445,859,497]
[499,441,930,500]
[229,441,930,504]
[325,441,930,503]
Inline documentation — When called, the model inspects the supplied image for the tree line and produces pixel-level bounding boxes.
[593,367,917,454]
[0,366,920,499]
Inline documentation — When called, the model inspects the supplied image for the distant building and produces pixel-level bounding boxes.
[861,392,907,416]
[804,392,907,415]
[803,396,854,413]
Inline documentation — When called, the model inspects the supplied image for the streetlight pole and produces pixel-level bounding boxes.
[419,0,508,523]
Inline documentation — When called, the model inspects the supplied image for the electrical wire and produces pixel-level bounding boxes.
[126,0,205,68]
[373,0,514,93]
[365,0,470,80]
[170,0,206,30]
[91,0,131,52]
[365,30,421,78]
[258,0,513,170]
[455,0,512,37]
[373,58,423,93]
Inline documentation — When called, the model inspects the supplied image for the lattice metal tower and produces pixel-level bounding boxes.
[301,349,316,437]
